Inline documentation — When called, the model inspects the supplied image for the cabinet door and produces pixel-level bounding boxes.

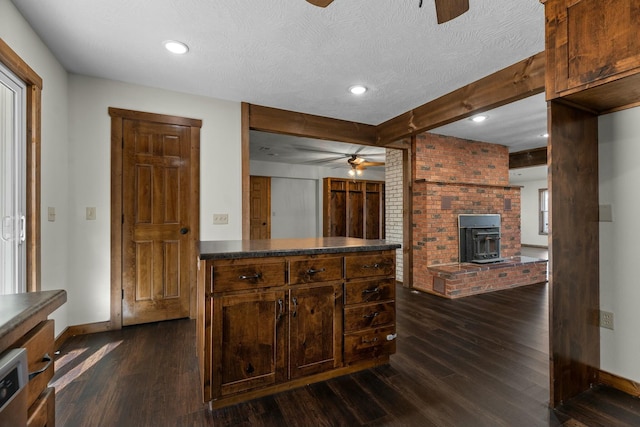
[289,283,343,379]
[213,290,286,398]
[547,0,640,96]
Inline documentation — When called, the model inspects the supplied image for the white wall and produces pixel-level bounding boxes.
[599,106,640,384]
[2,0,243,332]
[1,0,70,336]
[518,178,548,247]
[67,75,241,326]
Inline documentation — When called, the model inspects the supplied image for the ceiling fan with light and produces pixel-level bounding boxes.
[306,0,470,24]
[347,154,385,176]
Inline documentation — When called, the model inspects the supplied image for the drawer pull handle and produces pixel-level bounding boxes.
[277,299,284,321]
[362,263,380,269]
[238,273,261,280]
[306,268,326,275]
[363,312,380,319]
[362,337,379,344]
[362,287,380,294]
[29,353,53,380]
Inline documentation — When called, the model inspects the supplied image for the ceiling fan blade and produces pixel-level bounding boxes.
[360,161,385,167]
[434,0,469,24]
[306,0,334,7]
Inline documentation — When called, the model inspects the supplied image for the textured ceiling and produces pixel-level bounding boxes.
[11,0,545,125]
[12,0,548,180]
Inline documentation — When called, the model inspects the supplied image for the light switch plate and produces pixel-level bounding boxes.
[47,207,55,222]
[86,207,96,220]
[213,213,228,224]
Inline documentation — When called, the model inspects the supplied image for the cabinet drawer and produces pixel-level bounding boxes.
[289,256,343,285]
[27,387,55,427]
[344,301,395,333]
[344,278,395,305]
[345,253,394,279]
[12,320,54,409]
[344,326,396,364]
[212,259,286,292]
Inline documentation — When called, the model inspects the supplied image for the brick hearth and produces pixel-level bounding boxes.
[412,132,547,298]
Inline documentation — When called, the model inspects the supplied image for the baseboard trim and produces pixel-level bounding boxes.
[55,321,115,349]
[598,369,640,398]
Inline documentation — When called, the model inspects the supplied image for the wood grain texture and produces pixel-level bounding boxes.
[241,103,251,240]
[599,370,640,398]
[248,104,377,146]
[548,101,600,407]
[509,146,548,169]
[323,178,385,239]
[544,0,640,112]
[110,108,202,329]
[52,283,640,426]
[376,52,546,145]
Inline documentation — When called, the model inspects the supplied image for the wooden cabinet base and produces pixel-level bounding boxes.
[198,240,399,410]
[207,357,390,410]
[27,387,55,427]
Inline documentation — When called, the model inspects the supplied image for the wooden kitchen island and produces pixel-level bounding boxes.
[0,290,66,427]
[197,237,400,409]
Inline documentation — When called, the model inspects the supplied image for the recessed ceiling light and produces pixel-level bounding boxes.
[540,133,549,138]
[470,115,488,123]
[164,40,189,55]
[349,85,367,95]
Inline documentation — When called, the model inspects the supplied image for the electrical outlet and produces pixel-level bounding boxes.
[599,310,614,330]
[213,213,228,225]
[47,207,56,222]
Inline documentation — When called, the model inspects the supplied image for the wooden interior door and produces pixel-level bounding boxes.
[250,176,271,239]
[121,118,192,325]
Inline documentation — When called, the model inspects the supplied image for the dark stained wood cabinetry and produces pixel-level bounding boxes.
[344,252,396,364]
[323,178,385,239]
[544,0,640,111]
[0,291,66,427]
[542,0,640,408]
[197,239,398,409]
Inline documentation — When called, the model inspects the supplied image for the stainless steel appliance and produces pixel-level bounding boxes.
[0,348,28,427]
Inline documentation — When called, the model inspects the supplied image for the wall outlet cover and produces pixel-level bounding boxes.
[599,310,614,330]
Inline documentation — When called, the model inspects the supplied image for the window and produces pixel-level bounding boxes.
[539,188,549,235]
[1,62,26,295]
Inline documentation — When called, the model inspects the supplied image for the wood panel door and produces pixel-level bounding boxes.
[250,176,271,239]
[213,290,286,398]
[289,283,343,379]
[121,119,192,325]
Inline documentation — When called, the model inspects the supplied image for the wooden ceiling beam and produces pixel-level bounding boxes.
[375,51,546,145]
[509,146,548,169]
[248,104,377,146]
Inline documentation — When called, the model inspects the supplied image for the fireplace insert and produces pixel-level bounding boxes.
[458,214,503,264]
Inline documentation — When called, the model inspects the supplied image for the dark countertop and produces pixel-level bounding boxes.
[199,237,401,260]
[0,290,67,352]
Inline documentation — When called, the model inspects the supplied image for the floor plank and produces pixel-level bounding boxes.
[52,282,640,426]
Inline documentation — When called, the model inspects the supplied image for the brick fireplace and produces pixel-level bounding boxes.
[412,132,547,298]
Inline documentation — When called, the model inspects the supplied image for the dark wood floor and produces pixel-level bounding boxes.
[52,283,640,426]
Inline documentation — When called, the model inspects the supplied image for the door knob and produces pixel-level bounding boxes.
[180,227,189,235]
